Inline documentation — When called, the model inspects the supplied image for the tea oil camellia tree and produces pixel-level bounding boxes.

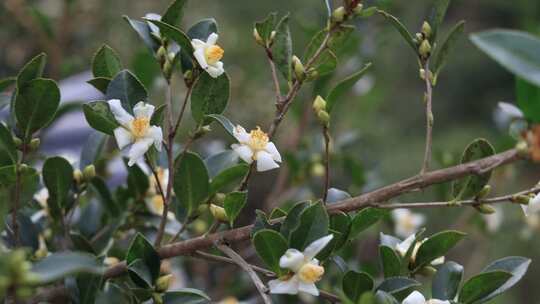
[1,0,540,303]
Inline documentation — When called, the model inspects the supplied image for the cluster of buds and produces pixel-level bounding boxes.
[473,185,496,214]
[414,21,432,60]
[74,164,96,185]
[13,136,40,152]
[253,28,276,47]
[313,96,330,127]
[156,43,176,80]
[331,2,363,24]
[0,249,39,299]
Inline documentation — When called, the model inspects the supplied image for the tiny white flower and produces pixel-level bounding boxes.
[268,235,333,296]
[391,209,425,238]
[108,99,163,167]
[497,102,524,119]
[144,13,162,36]
[231,125,281,172]
[402,291,450,304]
[395,234,445,266]
[522,193,540,217]
[33,188,49,209]
[191,32,225,78]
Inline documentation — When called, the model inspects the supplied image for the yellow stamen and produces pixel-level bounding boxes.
[131,117,150,138]
[205,45,224,65]
[248,127,269,155]
[298,264,325,283]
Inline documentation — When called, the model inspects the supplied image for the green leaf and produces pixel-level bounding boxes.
[253,229,288,275]
[162,0,188,26]
[126,162,150,199]
[311,50,338,77]
[31,252,104,284]
[146,19,194,55]
[343,271,374,303]
[470,30,540,87]
[280,201,310,239]
[206,114,235,137]
[191,72,230,124]
[305,25,354,60]
[516,77,540,123]
[150,104,167,127]
[5,213,39,250]
[428,0,451,43]
[126,233,161,286]
[187,18,218,40]
[224,191,247,226]
[123,16,159,53]
[83,101,119,135]
[92,44,122,78]
[87,77,111,94]
[80,131,108,169]
[477,256,531,303]
[374,291,399,304]
[433,21,465,76]
[329,211,351,250]
[272,14,292,81]
[174,151,210,217]
[0,77,16,93]
[17,53,46,88]
[254,12,277,45]
[205,150,239,178]
[163,289,211,304]
[432,261,463,300]
[209,164,248,195]
[70,232,96,254]
[43,156,74,209]
[378,10,418,55]
[376,277,420,295]
[106,70,148,112]
[379,245,401,278]
[326,63,372,113]
[128,258,153,288]
[458,271,513,304]
[0,123,17,166]
[96,283,131,304]
[452,138,495,200]
[350,208,387,239]
[91,177,120,217]
[414,230,466,270]
[14,78,60,140]
[289,201,329,250]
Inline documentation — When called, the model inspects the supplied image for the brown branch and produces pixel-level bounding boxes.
[265,47,282,103]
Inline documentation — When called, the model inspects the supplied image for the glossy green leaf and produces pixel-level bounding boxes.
[374,291,399,304]
[253,229,288,276]
[174,151,210,217]
[327,63,372,113]
[92,44,122,78]
[206,114,235,137]
[224,191,247,226]
[254,12,277,45]
[452,138,495,200]
[70,232,96,254]
[32,252,104,284]
[458,271,513,304]
[43,156,74,209]
[15,78,60,140]
[0,123,17,166]
[205,150,239,178]
[378,10,418,55]
[272,14,292,81]
[80,131,108,169]
[329,211,351,250]
[433,21,465,76]
[380,245,401,278]
[146,19,193,55]
[280,201,310,240]
[163,289,211,304]
[432,261,463,300]
[470,30,540,87]
[162,0,188,26]
[428,0,451,43]
[83,101,119,135]
[516,78,540,123]
[477,256,531,303]
[376,277,420,295]
[95,283,130,304]
[304,25,354,60]
[209,164,248,195]
[187,18,218,40]
[126,233,161,286]
[126,162,150,199]
[87,77,111,94]
[0,77,16,92]
[150,104,166,127]
[289,201,329,250]
[128,258,153,288]
[343,271,374,303]
[350,208,387,239]
[191,72,230,124]
[17,53,46,88]
[91,177,120,217]
[105,70,148,112]
[123,16,159,53]
[414,230,466,270]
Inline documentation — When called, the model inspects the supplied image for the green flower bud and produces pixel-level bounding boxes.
[311,163,325,177]
[331,6,347,23]
[29,138,40,151]
[253,28,264,45]
[13,136,23,149]
[83,165,96,181]
[306,68,319,81]
[163,59,173,79]
[419,68,426,80]
[512,194,530,205]
[152,293,164,304]
[73,169,83,184]
[155,274,173,292]
[419,39,432,58]
[192,219,208,234]
[474,204,496,214]
[210,204,228,222]
[476,185,491,199]
[421,21,432,39]
[415,33,424,42]
[317,110,331,126]
[157,46,168,62]
[516,140,529,157]
[212,193,226,205]
[197,203,209,214]
[353,3,364,15]
[18,163,29,173]
[292,55,306,81]
[312,95,327,113]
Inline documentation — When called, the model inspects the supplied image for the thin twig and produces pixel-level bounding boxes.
[264,47,282,103]
[420,61,434,174]
[322,125,331,202]
[216,243,273,304]
[11,145,27,247]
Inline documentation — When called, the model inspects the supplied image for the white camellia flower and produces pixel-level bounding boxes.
[522,193,540,217]
[268,235,333,296]
[395,234,445,266]
[108,99,163,166]
[391,209,425,238]
[231,125,281,172]
[402,291,450,304]
[191,32,225,78]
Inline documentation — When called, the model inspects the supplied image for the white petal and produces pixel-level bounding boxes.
[108,99,134,127]
[265,142,282,162]
[391,208,408,221]
[498,102,524,119]
[428,300,451,304]
[191,39,206,49]
[206,32,219,45]
[255,151,280,172]
[113,127,133,150]
[193,48,208,69]
[231,144,254,164]
[279,249,305,272]
[431,256,445,266]
[127,138,154,166]
[402,291,426,304]
[268,276,299,295]
[396,234,416,257]
[524,193,540,216]
[144,13,161,35]
[206,64,224,78]
[233,125,250,143]
[298,281,319,296]
[133,102,155,119]
[303,234,334,260]
[146,126,163,151]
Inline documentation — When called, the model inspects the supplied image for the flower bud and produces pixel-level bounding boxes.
[512,194,530,205]
[210,204,228,222]
[269,31,276,45]
[474,204,496,214]
[306,69,319,81]
[253,28,264,45]
[13,136,23,149]
[414,33,423,45]
[163,59,173,79]
[104,257,120,266]
[317,110,331,126]
[353,3,364,15]
[18,163,29,173]
[515,140,529,157]
[192,219,208,234]
[83,165,96,181]
[476,185,491,199]
[197,203,209,214]
[73,169,83,184]
[419,39,432,58]
[311,162,325,177]
[292,55,306,81]
[419,68,426,80]
[212,192,226,205]
[312,95,327,113]
[29,138,40,151]
[331,6,347,23]
[157,46,168,62]
[155,274,173,292]
[421,21,432,39]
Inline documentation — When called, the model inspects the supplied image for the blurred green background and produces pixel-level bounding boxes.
[2,0,540,302]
